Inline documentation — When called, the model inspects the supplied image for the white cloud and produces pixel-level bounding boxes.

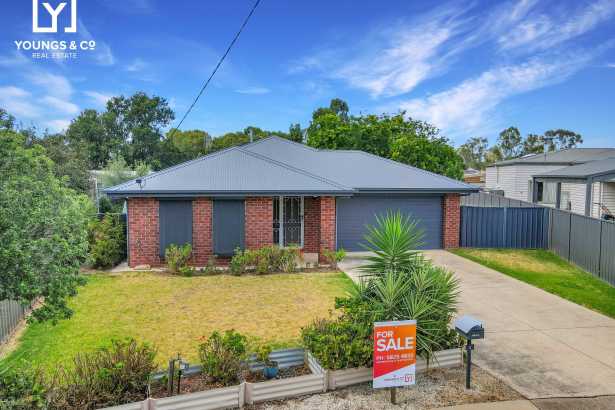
[78,19,115,66]
[606,63,615,68]
[44,119,71,132]
[394,55,592,141]
[234,86,271,95]
[27,72,73,99]
[0,51,29,67]
[126,58,147,72]
[84,91,112,107]
[0,86,41,118]
[42,96,80,115]
[498,0,615,51]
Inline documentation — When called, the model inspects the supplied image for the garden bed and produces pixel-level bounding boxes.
[102,347,463,410]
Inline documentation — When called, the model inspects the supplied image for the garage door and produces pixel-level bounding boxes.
[336,196,442,251]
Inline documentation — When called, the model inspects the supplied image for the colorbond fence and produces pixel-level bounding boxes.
[461,192,615,286]
[0,300,29,344]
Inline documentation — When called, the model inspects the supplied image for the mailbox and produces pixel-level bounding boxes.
[454,315,484,390]
[455,315,484,340]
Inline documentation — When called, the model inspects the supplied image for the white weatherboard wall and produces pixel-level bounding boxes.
[558,181,615,217]
[485,164,566,201]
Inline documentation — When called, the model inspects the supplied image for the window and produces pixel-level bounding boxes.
[536,182,556,205]
[273,197,304,247]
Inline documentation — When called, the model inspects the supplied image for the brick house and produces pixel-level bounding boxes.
[106,137,477,267]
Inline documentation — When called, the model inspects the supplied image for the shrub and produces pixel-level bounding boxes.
[322,248,346,269]
[359,211,425,275]
[339,262,459,360]
[47,338,156,409]
[255,344,276,367]
[229,248,249,275]
[198,330,247,386]
[88,214,126,269]
[0,368,47,410]
[165,243,192,274]
[229,246,300,275]
[302,317,372,370]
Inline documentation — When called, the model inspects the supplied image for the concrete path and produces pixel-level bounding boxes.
[339,250,615,400]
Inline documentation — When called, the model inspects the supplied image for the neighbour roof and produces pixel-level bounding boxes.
[106,136,476,197]
[494,148,615,166]
[533,158,615,180]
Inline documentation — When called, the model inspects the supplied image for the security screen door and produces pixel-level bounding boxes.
[273,196,303,247]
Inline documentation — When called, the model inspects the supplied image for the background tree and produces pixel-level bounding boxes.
[101,154,150,188]
[36,133,91,193]
[457,137,488,169]
[66,109,120,169]
[391,133,464,179]
[288,123,303,142]
[497,127,523,159]
[522,133,545,155]
[105,92,175,169]
[0,108,15,131]
[0,130,92,321]
[544,129,583,151]
[166,129,212,160]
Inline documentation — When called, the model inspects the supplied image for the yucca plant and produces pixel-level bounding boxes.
[342,263,460,360]
[359,211,425,275]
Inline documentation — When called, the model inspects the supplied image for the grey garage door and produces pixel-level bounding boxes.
[336,196,443,251]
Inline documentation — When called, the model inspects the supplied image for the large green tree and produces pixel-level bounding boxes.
[306,99,464,179]
[105,92,175,168]
[0,131,92,321]
[66,109,121,169]
[0,108,15,131]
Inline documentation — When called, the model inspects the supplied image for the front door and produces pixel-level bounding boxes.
[273,196,303,247]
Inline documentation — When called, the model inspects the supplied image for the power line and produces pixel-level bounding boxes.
[167,0,262,140]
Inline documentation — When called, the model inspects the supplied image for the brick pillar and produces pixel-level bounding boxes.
[245,197,273,249]
[303,197,321,253]
[192,198,213,265]
[319,196,336,263]
[127,198,161,267]
[442,194,460,249]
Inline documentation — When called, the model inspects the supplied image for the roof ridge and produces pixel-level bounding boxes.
[236,147,353,191]
[246,135,320,152]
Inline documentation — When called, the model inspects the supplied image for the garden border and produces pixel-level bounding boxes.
[102,347,462,410]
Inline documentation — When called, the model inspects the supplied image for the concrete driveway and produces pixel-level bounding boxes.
[339,250,615,400]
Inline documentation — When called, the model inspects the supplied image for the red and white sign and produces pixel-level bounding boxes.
[373,320,417,388]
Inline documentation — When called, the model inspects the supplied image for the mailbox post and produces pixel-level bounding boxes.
[454,315,484,389]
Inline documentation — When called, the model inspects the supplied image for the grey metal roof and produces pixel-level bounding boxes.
[534,158,615,180]
[495,148,615,166]
[106,136,477,197]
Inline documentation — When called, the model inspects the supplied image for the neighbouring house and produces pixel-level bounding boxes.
[463,168,485,187]
[106,137,477,267]
[485,148,615,217]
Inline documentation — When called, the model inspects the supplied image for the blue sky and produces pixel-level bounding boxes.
[1,0,614,147]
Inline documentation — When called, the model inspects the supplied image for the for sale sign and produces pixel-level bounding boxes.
[373,320,417,388]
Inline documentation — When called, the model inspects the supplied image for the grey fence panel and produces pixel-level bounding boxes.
[0,300,28,344]
[461,192,541,208]
[600,222,615,285]
[460,207,547,249]
[550,209,571,260]
[569,214,602,276]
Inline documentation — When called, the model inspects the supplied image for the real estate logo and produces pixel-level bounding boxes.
[13,0,96,61]
[32,0,77,33]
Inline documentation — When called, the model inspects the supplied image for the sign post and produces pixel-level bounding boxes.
[373,319,417,403]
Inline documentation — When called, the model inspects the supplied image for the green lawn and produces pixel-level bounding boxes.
[1,271,352,372]
[451,248,615,319]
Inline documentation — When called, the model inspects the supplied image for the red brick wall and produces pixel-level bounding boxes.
[192,198,213,265]
[127,198,161,267]
[245,197,273,249]
[442,194,460,248]
[303,197,321,253]
[319,196,336,262]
